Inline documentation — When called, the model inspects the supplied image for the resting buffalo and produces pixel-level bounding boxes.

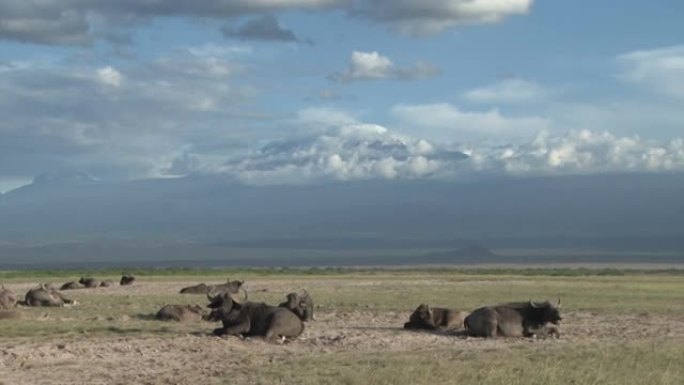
[0,284,17,310]
[180,283,211,294]
[22,284,77,307]
[403,304,468,331]
[79,277,100,288]
[207,290,304,340]
[120,275,136,286]
[155,304,206,322]
[99,279,115,287]
[60,281,82,290]
[278,289,314,322]
[464,299,562,338]
[180,279,244,295]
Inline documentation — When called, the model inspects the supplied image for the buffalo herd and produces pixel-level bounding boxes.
[403,300,562,338]
[0,276,563,341]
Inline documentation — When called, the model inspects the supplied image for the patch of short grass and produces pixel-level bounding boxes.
[247,341,684,385]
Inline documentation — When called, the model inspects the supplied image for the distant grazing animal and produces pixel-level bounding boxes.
[155,304,206,322]
[120,275,136,285]
[60,281,82,290]
[22,283,77,307]
[0,284,17,310]
[99,279,115,287]
[464,299,562,338]
[180,279,244,295]
[403,304,468,331]
[206,289,304,340]
[79,277,100,288]
[278,289,314,322]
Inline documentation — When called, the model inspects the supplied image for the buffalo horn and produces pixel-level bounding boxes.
[207,287,219,302]
[229,288,248,305]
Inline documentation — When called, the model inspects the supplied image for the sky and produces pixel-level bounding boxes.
[1,0,684,192]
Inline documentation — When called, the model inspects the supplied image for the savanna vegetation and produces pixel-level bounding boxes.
[1,268,682,384]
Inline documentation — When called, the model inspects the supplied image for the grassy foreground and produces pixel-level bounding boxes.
[255,342,684,385]
[1,268,683,385]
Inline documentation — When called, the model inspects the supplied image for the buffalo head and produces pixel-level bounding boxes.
[529,298,562,325]
[278,289,314,322]
[404,304,437,330]
[205,288,248,322]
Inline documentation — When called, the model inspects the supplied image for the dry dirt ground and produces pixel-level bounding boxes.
[1,278,683,385]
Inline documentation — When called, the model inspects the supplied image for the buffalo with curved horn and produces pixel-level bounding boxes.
[278,289,314,322]
[464,298,562,338]
[206,288,304,340]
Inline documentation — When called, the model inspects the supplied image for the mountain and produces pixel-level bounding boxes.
[1,172,684,267]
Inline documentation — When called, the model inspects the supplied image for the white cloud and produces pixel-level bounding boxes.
[464,78,551,104]
[96,66,123,87]
[0,51,257,183]
[344,51,392,80]
[331,51,439,82]
[0,0,346,46]
[391,102,549,143]
[165,120,684,185]
[618,45,684,99]
[471,130,684,175]
[199,123,461,184]
[0,0,532,46]
[354,0,534,36]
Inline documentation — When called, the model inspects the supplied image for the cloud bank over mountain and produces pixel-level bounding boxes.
[164,123,684,185]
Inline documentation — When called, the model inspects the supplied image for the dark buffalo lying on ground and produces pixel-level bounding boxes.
[179,283,211,294]
[60,281,82,290]
[22,284,77,307]
[464,299,562,338]
[206,290,304,340]
[155,304,206,322]
[79,277,100,288]
[180,279,244,295]
[120,275,136,285]
[99,279,115,287]
[403,304,468,331]
[0,284,17,309]
[278,289,314,322]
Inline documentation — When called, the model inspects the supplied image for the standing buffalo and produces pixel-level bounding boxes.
[180,279,244,295]
[403,304,468,331]
[60,281,82,290]
[120,275,136,286]
[0,284,17,309]
[22,284,77,307]
[278,289,314,322]
[79,277,100,288]
[155,304,206,322]
[207,290,304,340]
[464,299,562,338]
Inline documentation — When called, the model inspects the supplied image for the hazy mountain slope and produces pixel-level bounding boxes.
[1,173,684,246]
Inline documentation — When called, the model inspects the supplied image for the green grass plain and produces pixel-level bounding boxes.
[1,268,683,384]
